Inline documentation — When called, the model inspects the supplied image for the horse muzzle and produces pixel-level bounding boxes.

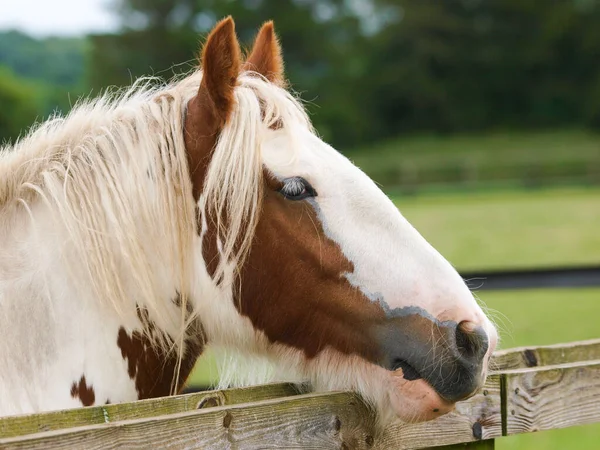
[375,315,492,404]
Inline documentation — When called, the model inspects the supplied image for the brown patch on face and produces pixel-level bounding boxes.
[184,19,287,286]
[236,185,486,400]
[183,19,386,363]
[236,173,387,362]
[116,298,205,400]
[70,376,95,407]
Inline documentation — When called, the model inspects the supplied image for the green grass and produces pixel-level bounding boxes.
[348,129,600,165]
[345,129,600,187]
[482,289,600,349]
[395,186,600,271]
[187,349,219,387]
[187,185,600,449]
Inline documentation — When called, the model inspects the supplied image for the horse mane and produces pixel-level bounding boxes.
[0,68,313,391]
[203,73,313,284]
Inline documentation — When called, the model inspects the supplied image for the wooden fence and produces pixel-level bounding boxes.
[2,339,600,449]
[383,157,600,195]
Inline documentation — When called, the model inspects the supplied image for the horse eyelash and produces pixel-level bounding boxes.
[280,177,317,200]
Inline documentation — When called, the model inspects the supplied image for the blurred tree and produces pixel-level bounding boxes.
[88,0,371,146]
[0,67,39,143]
[0,30,88,140]
[78,0,600,144]
[0,30,87,88]
[367,0,600,137]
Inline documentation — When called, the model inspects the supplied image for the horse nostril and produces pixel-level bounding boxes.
[455,321,488,360]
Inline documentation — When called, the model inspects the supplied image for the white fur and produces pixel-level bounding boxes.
[0,75,199,415]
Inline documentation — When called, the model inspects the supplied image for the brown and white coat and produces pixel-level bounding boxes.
[0,18,497,424]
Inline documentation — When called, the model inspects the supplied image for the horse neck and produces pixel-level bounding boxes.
[0,94,208,415]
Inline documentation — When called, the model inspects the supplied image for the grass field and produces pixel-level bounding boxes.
[346,129,600,187]
[188,185,600,449]
[348,129,600,167]
[396,186,600,271]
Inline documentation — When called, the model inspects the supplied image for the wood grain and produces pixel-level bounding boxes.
[0,392,375,450]
[504,359,600,435]
[0,382,300,439]
[0,377,502,450]
[3,341,600,449]
[491,339,600,371]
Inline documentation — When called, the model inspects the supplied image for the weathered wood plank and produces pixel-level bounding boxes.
[2,340,596,440]
[4,359,600,449]
[0,392,374,450]
[3,341,600,448]
[491,338,600,371]
[504,359,600,436]
[0,382,301,439]
[0,376,502,450]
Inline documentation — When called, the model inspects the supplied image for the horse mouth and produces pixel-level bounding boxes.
[391,359,422,381]
[387,370,456,423]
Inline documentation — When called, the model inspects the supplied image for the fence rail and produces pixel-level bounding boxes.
[462,265,600,290]
[378,157,600,196]
[2,339,600,449]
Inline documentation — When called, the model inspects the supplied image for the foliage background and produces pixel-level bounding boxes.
[3,0,600,148]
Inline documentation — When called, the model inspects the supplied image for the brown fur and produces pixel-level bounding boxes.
[200,17,241,126]
[243,21,285,85]
[183,19,387,362]
[185,18,284,278]
[185,18,285,202]
[184,19,242,272]
[70,376,95,407]
[185,17,242,202]
[237,174,387,361]
[116,301,204,399]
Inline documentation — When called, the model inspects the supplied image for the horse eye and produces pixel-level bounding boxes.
[279,177,317,201]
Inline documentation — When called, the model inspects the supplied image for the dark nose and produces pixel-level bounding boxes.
[455,321,489,366]
[376,316,489,403]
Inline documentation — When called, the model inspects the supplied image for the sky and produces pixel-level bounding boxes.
[0,0,118,37]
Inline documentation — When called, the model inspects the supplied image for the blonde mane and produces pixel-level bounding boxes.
[203,73,313,284]
[0,68,313,392]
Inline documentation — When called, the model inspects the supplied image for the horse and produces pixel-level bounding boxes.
[0,17,497,425]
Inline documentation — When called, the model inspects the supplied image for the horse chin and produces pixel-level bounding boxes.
[387,369,455,423]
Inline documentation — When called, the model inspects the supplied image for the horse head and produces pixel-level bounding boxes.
[184,17,498,424]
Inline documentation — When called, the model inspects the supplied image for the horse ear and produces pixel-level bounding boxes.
[199,16,242,125]
[243,21,284,85]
